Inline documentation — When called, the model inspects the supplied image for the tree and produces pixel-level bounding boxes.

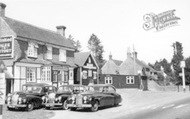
[171,41,184,84]
[88,34,104,68]
[184,57,190,84]
[67,35,81,52]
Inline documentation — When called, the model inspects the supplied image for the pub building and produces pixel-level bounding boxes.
[74,52,99,85]
[0,3,76,94]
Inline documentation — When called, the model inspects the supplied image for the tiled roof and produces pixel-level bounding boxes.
[3,17,75,49]
[19,58,52,65]
[112,59,122,66]
[101,59,119,74]
[74,52,91,66]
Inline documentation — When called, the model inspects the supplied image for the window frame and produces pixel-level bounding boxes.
[126,76,135,84]
[105,77,113,84]
[26,67,36,82]
[27,42,38,58]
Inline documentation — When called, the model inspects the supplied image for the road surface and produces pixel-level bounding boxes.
[118,97,190,119]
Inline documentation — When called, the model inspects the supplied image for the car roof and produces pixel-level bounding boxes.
[58,84,84,88]
[22,83,50,87]
[89,84,116,88]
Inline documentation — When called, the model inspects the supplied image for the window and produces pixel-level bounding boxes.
[64,71,68,82]
[105,77,112,84]
[88,70,92,77]
[41,66,51,81]
[28,42,38,58]
[27,67,36,82]
[59,49,66,62]
[126,76,135,84]
[46,46,52,59]
[83,70,87,79]
[93,71,97,79]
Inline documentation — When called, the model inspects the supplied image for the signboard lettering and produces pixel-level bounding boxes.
[0,36,14,58]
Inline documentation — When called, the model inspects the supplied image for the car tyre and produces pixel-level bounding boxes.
[7,106,13,111]
[26,102,34,111]
[91,101,99,112]
[70,107,77,111]
[62,100,69,110]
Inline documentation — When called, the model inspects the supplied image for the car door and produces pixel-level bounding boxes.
[103,86,115,106]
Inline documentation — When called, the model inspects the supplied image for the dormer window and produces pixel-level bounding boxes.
[59,49,66,62]
[28,42,38,58]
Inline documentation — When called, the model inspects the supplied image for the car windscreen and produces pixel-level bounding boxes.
[57,86,72,92]
[22,86,42,93]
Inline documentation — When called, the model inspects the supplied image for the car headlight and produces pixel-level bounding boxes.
[22,98,27,103]
[18,97,22,102]
[58,96,62,101]
[7,93,12,97]
[83,96,87,101]
[42,96,46,100]
[71,96,75,100]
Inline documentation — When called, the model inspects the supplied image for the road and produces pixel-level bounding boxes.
[50,89,190,119]
[118,97,190,119]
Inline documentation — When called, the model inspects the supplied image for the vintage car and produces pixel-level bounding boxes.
[42,84,87,110]
[6,83,56,111]
[66,84,122,112]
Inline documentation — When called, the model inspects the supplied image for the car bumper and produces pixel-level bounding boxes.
[7,104,27,108]
[67,104,92,108]
[45,103,62,107]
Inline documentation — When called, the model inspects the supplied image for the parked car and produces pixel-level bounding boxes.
[6,83,56,111]
[42,84,87,110]
[66,84,122,112]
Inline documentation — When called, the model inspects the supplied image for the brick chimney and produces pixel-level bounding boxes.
[0,3,6,17]
[56,25,66,37]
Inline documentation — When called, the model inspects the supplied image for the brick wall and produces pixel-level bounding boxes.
[99,74,142,89]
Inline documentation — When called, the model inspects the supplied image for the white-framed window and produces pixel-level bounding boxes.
[83,70,87,79]
[27,67,36,82]
[46,46,52,59]
[93,71,97,79]
[28,42,38,58]
[88,70,92,77]
[41,66,51,81]
[59,49,66,62]
[105,77,112,84]
[126,76,135,84]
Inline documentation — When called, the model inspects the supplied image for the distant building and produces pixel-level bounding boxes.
[0,3,76,94]
[74,52,99,85]
[100,48,157,89]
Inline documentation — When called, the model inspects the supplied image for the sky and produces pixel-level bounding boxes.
[1,0,190,64]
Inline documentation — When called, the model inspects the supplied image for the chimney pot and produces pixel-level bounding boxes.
[0,3,6,17]
[56,25,66,37]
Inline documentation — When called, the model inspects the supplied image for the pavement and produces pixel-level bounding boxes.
[50,89,190,119]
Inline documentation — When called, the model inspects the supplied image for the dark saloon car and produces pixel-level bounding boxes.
[6,83,56,111]
[67,84,122,112]
[43,84,87,110]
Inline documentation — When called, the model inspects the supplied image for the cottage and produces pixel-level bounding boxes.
[100,48,157,89]
[74,52,99,85]
[0,3,76,94]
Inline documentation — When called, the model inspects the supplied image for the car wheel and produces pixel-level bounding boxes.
[70,107,77,111]
[91,101,99,112]
[26,102,34,111]
[7,106,13,111]
[45,107,51,110]
[62,100,69,110]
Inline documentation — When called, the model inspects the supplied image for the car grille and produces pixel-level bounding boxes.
[76,95,82,105]
[11,94,19,105]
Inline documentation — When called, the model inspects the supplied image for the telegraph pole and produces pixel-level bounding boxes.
[180,61,186,92]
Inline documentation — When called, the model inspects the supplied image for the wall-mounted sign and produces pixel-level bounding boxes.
[0,36,14,58]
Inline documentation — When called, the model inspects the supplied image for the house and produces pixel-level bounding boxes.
[100,48,157,89]
[0,3,76,94]
[74,52,99,85]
